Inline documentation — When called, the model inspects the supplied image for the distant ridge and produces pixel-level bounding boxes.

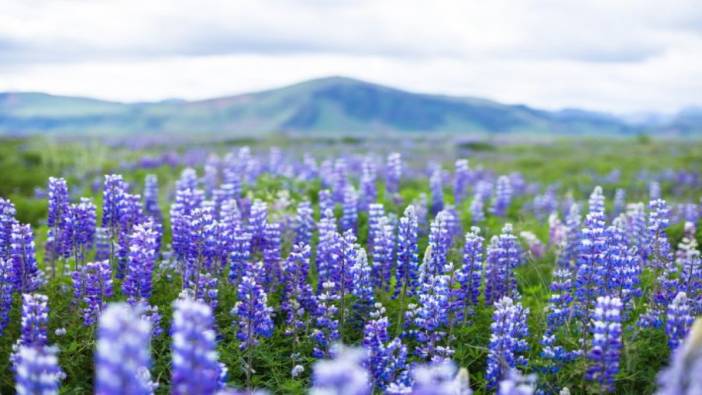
[0,76,698,135]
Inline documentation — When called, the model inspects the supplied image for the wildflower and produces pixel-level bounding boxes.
[585,296,622,393]
[311,346,370,395]
[14,345,64,395]
[11,223,44,293]
[486,297,529,389]
[233,264,274,351]
[491,175,513,217]
[666,292,694,351]
[485,224,522,304]
[395,205,420,299]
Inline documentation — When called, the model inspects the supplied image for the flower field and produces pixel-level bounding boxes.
[0,136,701,394]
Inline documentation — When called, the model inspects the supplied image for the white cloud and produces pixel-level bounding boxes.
[0,0,700,113]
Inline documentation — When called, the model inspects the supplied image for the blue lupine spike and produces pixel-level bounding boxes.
[413,271,452,362]
[14,345,64,395]
[485,224,522,304]
[312,281,341,358]
[0,198,17,261]
[10,223,44,293]
[585,296,622,393]
[0,257,13,334]
[430,165,444,215]
[455,227,484,321]
[491,175,513,217]
[294,201,315,247]
[395,205,420,299]
[233,263,274,351]
[666,292,694,351]
[486,296,529,389]
[341,185,359,234]
[171,295,226,395]
[95,303,156,395]
[454,159,471,206]
[363,303,408,390]
[359,157,377,213]
[123,221,158,303]
[386,152,402,198]
[371,216,394,291]
[469,192,485,224]
[557,203,581,270]
[311,346,370,395]
[281,243,315,338]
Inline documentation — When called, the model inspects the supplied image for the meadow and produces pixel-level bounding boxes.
[1,135,701,394]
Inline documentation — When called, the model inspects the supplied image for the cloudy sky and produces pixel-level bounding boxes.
[1,0,701,114]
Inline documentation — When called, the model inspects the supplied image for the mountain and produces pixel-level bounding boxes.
[0,76,695,136]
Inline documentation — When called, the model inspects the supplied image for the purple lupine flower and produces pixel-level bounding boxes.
[65,198,97,264]
[11,223,44,293]
[341,185,358,234]
[469,192,485,224]
[294,201,315,246]
[359,157,378,212]
[228,224,251,285]
[332,159,349,203]
[281,243,314,338]
[648,199,673,270]
[455,227,484,321]
[18,293,49,348]
[575,192,608,316]
[603,222,641,308]
[319,189,334,216]
[102,174,128,230]
[352,249,375,313]
[248,199,268,253]
[367,203,385,250]
[95,303,156,395]
[233,263,274,351]
[14,345,64,395]
[491,175,513,217]
[429,166,444,215]
[484,224,522,304]
[94,227,111,262]
[74,260,113,326]
[143,174,162,222]
[586,296,622,393]
[116,193,145,279]
[262,222,281,289]
[312,281,341,358]
[388,361,470,395]
[182,207,218,289]
[656,318,702,395]
[454,159,471,206]
[533,186,558,220]
[413,270,452,362]
[46,177,70,261]
[0,198,17,261]
[557,203,581,270]
[371,216,394,291]
[666,292,693,351]
[395,205,420,300]
[486,297,529,389]
[625,203,648,261]
[171,295,226,395]
[316,209,340,289]
[386,152,402,198]
[0,257,13,334]
[123,221,158,303]
[541,268,580,372]
[678,235,702,314]
[424,210,453,277]
[363,303,408,390]
[311,346,370,395]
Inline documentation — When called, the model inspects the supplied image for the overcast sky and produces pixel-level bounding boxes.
[1,0,700,114]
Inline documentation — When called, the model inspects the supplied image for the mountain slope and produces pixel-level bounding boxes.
[0,77,681,135]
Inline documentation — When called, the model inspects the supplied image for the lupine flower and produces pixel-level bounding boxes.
[395,205,420,299]
[332,158,349,203]
[575,192,608,316]
[367,203,385,251]
[73,260,113,326]
[363,303,408,390]
[18,293,49,348]
[656,318,702,395]
[586,296,622,393]
[454,159,471,206]
[171,295,226,395]
[455,227,484,321]
[143,174,162,222]
[390,360,471,395]
[648,199,673,270]
[0,198,17,261]
[116,193,145,279]
[248,199,268,253]
[281,243,314,338]
[233,264,274,351]
[491,175,513,217]
[11,223,44,293]
[123,221,158,303]
[46,177,70,263]
[677,235,702,314]
[423,211,452,277]
[0,258,12,334]
[262,222,281,289]
[430,166,444,215]
[359,157,378,212]
[341,185,359,234]
[520,231,545,259]
[486,297,529,389]
[102,174,128,231]
[541,269,580,372]
[371,216,394,291]
[95,303,156,395]
[625,203,649,261]
[311,346,370,395]
[294,201,315,246]
[485,224,522,304]
[386,152,402,197]
[666,292,694,351]
[312,281,341,358]
[66,198,97,263]
[228,224,251,285]
[413,271,452,362]
[557,204,581,270]
[469,193,485,224]
[14,345,64,395]
[352,249,375,314]
[319,189,334,216]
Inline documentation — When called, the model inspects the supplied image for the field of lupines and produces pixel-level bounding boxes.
[1,136,702,394]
